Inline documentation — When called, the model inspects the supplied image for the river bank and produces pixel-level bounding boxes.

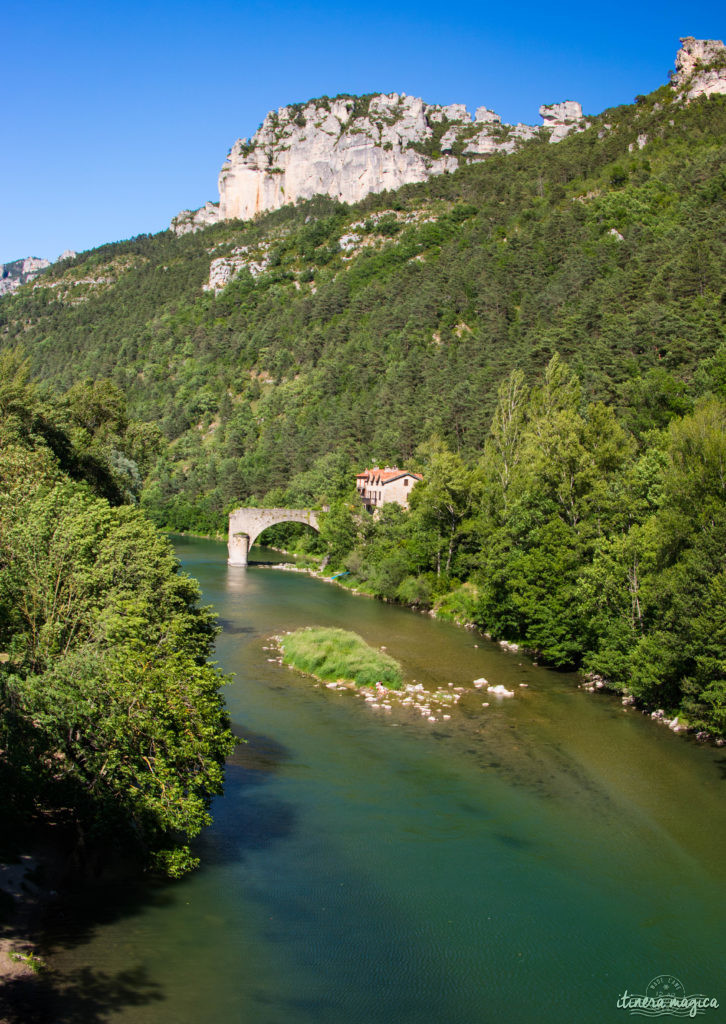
[0,827,164,1018]
[0,856,44,987]
[0,845,62,1018]
[187,529,724,744]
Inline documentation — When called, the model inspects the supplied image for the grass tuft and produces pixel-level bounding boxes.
[280,627,403,689]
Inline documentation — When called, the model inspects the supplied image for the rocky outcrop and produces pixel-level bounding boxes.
[203,247,271,293]
[172,91,584,233]
[171,202,221,236]
[0,257,51,296]
[214,94,460,225]
[171,38,726,235]
[0,251,77,298]
[672,37,726,102]
[539,101,584,142]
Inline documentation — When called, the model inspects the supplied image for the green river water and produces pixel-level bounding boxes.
[44,536,725,1023]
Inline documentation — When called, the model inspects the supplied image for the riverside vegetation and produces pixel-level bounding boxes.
[0,85,725,742]
[280,627,403,689]
[0,352,234,878]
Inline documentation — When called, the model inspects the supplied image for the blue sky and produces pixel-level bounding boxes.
[1,0,723,263]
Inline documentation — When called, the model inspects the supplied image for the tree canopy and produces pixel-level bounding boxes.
[0,355,233,876]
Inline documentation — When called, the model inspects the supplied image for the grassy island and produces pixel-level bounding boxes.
[280,628,403,689]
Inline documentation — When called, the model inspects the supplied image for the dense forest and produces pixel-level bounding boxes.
[0,352,233,876]
[1,83,725,737]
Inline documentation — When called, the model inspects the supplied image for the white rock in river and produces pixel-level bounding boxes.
[487,684,515,698]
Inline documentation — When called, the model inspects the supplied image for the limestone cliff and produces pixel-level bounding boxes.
[0,257,51,297]
[172,92,584,233]
[0,251,77,297]
[672,37,726,102]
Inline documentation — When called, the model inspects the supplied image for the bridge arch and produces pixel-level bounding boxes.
[228,507,320,566]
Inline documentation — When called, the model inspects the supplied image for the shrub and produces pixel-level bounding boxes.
[396,574,433,608]
[433,582,479,623]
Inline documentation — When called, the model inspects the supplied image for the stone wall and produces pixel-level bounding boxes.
[380,474,420,509]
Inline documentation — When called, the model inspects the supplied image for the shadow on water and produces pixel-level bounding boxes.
[248,556,290,567]
[0,872,172,1024]
[216,618,258,636]
[194,784,297,870]
[0,963,164,1024]
[0,726,298,1024]
[227,724,292,771]
[195,726,298,869]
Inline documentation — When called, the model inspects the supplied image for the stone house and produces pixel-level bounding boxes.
[356,467,423,511]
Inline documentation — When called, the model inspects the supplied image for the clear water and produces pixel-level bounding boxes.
[44,537,726,1023]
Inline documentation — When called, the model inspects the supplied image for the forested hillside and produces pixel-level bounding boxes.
[1,85,725,736]
[1,86,724,530]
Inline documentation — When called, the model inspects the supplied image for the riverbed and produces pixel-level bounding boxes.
[41,536,726,1023]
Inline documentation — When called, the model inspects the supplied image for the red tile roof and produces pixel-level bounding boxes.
[356,467,423,486]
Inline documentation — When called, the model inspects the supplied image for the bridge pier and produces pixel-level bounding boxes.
[227,507,320,567]
[228,531,250,566]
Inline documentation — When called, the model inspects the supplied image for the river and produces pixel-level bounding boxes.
[43,536,725,1023]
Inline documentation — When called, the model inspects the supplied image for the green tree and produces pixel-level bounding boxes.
[0,416,233,874]
[484,368,528,514]
[318,498,358,569]
[410,442,482,576]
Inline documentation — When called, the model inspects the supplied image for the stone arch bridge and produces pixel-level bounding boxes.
[227,507,320,566]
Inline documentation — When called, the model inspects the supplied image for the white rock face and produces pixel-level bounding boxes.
[215,93,459,224]
[539,101,585,142]
[22,257,50,276]
[673,37,726,101]
[540,101,583,125]
[172,90,584,233]
[203,247,270,293]
[440,103,471,123]
[475,106,501,124]
[204,257,237,293]
[171,201,221,235]
[0,256,51,296]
